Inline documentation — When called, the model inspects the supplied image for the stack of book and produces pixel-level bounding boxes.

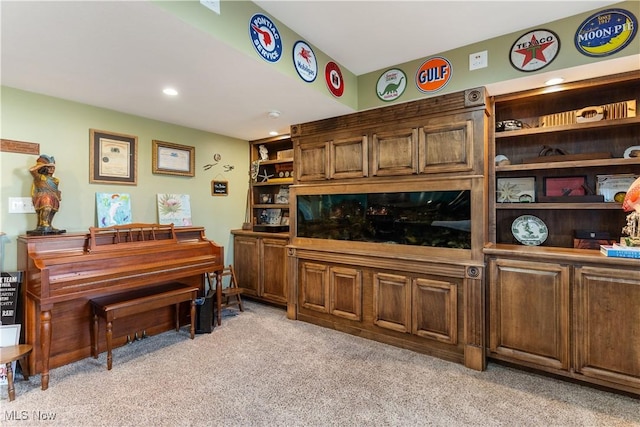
[600,243,640,259]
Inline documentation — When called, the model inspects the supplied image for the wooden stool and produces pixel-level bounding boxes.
[0,344,33,401]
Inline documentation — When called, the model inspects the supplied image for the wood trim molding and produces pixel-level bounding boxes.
[1,139,40,155]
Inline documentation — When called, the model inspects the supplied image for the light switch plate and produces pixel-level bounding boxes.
[8,197,36,213]
[469,50,488,70]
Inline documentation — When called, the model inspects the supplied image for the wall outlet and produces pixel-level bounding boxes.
[8,197,36,213]
[469,50,488,70]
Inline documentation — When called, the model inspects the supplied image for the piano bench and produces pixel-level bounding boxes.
[90,282,199,370]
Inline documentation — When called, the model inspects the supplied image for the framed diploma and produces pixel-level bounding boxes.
[152,140,195,177]
[90,129,138,185]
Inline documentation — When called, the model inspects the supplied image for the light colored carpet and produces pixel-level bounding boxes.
[1,301,638,426]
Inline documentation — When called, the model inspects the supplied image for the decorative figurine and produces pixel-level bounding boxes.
[621,176,640,246]
[27,154,65,235]
[258,144,269,161]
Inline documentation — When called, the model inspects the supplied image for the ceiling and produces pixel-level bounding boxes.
[1,0,634,142]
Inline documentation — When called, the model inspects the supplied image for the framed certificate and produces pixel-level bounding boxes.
[152,140,195,177]
[90,129,138,185]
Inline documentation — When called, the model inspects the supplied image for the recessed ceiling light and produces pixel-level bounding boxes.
[545,77,564,86]
[268,110,281,119]
[163,88,178,96]
[269,131,278,136]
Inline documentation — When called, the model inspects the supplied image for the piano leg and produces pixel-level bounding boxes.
[92,312,99,358]
[40,309,52,390]
[106,320,113,371]
[190,299,196,339]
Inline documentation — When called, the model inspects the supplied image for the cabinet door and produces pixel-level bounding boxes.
[297,141,329,181]
[233,236,260,297]
[261,238,288,304]
[329,266,362,321]
[330,136,368,179]
[371,128,418,176]
[412,278,457,344]
[489,258,570,370]
[574,266,640,390]
[299,261,329,313]
[418,113,474,174]
[373,272,411,333]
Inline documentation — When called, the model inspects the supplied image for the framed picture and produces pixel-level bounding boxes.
[496,177,535,203]
[96,193,132,226]
[157,194,192,226]
[152,140,195,177]
[596,174,639,202]
[90,129,138,185]
[544,176,586,197]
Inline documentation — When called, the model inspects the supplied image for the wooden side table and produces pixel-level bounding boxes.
[0,344,33,401]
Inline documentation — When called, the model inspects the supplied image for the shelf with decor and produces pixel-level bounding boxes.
[231,135,292,307]
[490,71,639,250]
[248,135,293,233]
[485,71,640,397]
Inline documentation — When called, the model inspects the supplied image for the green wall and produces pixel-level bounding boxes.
[0,87,248,271]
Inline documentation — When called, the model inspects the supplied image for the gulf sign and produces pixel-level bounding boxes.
[575,8,638,57]
[415,57,452,94]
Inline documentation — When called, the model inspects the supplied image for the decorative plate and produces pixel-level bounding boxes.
[511,215,548,246]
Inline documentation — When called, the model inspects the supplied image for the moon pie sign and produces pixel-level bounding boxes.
[574,8,638,57]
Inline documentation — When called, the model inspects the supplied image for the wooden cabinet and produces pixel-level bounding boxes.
[290,87,488,371]
[299,262,363,320]
[250,135,293,232]
[293,88,487,182]
[485,247,640,395]
[485,71,640,395]
[295,254,473,367]
[232,231,288,306]
[574,265,640,391]
[296,136,368,181]
[488,257,570,370]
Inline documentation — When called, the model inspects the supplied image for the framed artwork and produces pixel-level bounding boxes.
[152,140,195,177]
[496,177,535,203]
[543,176,586,197]
[89,129,137,185]
[596,174,639,202]
[96,193,132,227]
[157,194,192,226]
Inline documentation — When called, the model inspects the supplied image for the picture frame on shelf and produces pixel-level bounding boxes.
[496,177,535,203]
[543,176,586,197]
[596,174,639,202]
[89,129,137,185]
[152,140,195,177]
[276,186,289,204]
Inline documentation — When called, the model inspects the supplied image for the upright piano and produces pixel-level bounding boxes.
[17,224,224,390]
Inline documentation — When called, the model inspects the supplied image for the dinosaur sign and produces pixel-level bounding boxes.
[376,68,406,102]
